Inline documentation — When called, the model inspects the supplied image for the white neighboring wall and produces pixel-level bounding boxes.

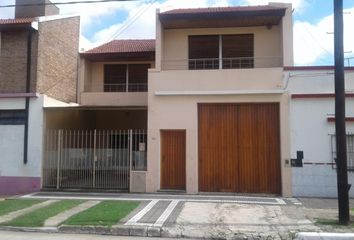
[0,95,46,195]
[288,69,354,197]
[0,96,44,178]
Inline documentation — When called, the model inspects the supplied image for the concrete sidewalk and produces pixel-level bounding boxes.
[4,192,354,239]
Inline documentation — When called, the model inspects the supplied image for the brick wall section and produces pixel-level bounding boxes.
[15,0,59,18]
[44,0,60,16]
[36,16,80,103]
[0,30,38,93]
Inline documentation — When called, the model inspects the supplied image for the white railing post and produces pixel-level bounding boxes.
[126,65,129,92]
[219,35,223,69]
[129,129,133,191]
[93,129,97,188]
[56,129,62,190]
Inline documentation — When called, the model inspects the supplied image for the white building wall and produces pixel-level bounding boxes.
[0,125,25,177]
[0,95,44,194]
[288,69,354,197]
[0,96,44,177]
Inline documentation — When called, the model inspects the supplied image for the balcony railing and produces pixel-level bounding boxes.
[162,56,283,71]
[87,82,148,93]
[104,83,148,92]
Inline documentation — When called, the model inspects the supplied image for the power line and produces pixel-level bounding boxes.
[0,0,139,8]
[297,14,334,56]
[106,0,154,42]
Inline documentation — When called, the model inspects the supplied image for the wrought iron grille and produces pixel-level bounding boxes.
[331,134,354,171]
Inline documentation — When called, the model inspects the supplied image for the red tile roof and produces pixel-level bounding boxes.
[160,5,286,15]
[0,18,35,25]
[83,39,155,54]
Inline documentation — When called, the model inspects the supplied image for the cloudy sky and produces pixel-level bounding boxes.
[0,0,354,66]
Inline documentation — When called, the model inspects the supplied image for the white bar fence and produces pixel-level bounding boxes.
[42,129,147,190]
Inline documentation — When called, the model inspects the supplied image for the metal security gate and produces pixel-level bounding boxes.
[42,129,147,190]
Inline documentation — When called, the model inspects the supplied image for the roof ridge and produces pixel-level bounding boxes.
[0,17,35,25]
[160,5,286,14]
[83,39,156,55]
[111,39,155,41]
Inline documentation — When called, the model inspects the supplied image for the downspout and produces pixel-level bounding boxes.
[24,27,33,164]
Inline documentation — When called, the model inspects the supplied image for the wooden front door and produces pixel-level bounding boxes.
[198,103,281,194]
[160,130,186,190]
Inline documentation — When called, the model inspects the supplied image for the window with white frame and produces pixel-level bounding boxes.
[104,64,150,92]
[188,34,254,70]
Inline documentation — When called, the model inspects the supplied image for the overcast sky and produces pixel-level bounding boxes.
[1,0,354,66]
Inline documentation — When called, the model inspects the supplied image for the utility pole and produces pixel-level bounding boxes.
[334,0,350,225]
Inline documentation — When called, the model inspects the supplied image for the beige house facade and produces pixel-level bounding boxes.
[147,3,294,196]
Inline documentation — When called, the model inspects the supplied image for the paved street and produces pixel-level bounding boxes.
[0,230,181,240]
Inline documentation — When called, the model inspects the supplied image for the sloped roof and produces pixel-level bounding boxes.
[83,39,155,54]
[0,18,35,25]
[160,5,285,15]
[159,5,287,29]
[81,39,155,61]
[0,18,35,30]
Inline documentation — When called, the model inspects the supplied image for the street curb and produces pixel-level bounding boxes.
[0,226,58,233]
[0,225,202,239]
[0,225,297,239]
[295,232,354,240]
[8,225,350,239]
[59,225,164,237]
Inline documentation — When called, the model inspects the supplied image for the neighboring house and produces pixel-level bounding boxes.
[285,66,354,197]
[40,39,154,192]
[2,1,354,198]
[0,0,80,195]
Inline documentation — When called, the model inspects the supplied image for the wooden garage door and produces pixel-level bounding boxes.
[198,103,281,194]
[160,130,186,190]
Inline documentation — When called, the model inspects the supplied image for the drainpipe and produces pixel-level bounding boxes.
[24,27,33,164]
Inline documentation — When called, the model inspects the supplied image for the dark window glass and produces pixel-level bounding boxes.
[222,34,254,69]
[188,35,219,70]
[104,64,127,92]
[0,110,26,125]
[128,64,150,92]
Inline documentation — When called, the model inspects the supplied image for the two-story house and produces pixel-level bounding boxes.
[146,3,293,196]
[0,0,79,195]
[39,39,154,192]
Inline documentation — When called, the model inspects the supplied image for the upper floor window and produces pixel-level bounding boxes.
[104,64,150,92]
[188,35,219,70]
[188,34,254,70]
[222,34,254,69]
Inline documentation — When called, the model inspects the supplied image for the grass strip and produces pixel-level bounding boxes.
[1,200,83,227]
[64,200,139,227]
[0,199,42,216]
[316,218,354,228]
